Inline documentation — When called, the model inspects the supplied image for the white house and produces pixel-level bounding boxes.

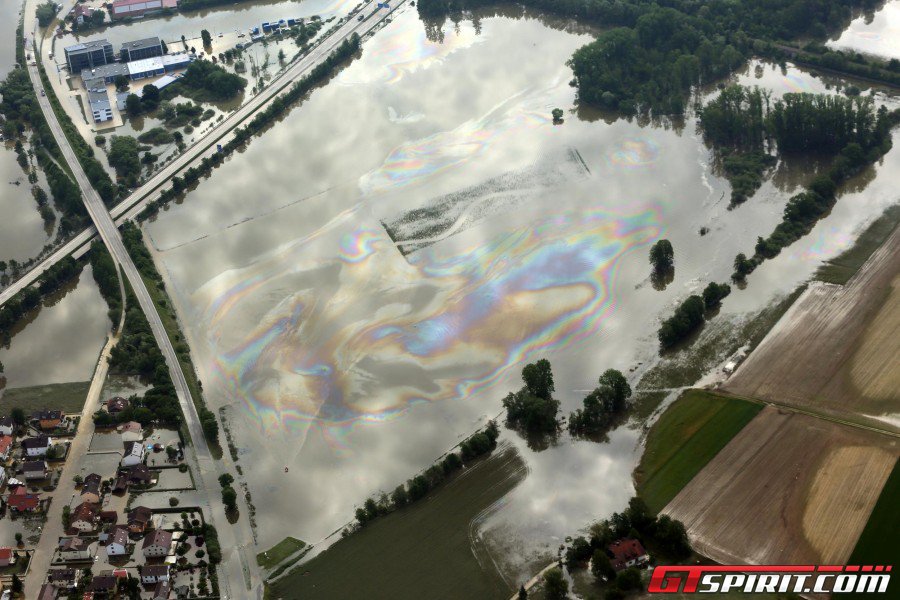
[57,537,92,561]
[22,435,52,457]
[140,564,169,584]
[121,441,145,467]
[70,502,99,533]
[118,421,143,443]
[105,527,130,557]
[22,460,48,480]
[0,417,13,436]
[0,467,7,488]
[0,436,12,461]
[141,529,172,558]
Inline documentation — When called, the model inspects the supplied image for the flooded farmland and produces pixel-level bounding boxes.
[828,0,900,59]
[0,265,109,390]
[140,5,900,583]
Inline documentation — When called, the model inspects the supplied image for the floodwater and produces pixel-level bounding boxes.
[0,264,110,389]
[53,0,357,66]
[0,0,59,264]
[142,5,900,582]
[828,0,900,60]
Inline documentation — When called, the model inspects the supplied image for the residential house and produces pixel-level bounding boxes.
[140,564,169,584]
[141,529,172,558]
[23,460,48,480]
[57,537,92,561]
[35,410,63,431]
[0,435,13,460]
[0,547,15,567]
[607,538,649,571]
[22,435,52,457]
[152,581,171,600]
[0,417,13,436]
[81,473,103,504]
[127,505,153,533]
[125,464,152,486]
[71,502,100,532]
[47,568,79,589]
[105,526,130,557]
[119,421,143,442]
[0,466,6,488]
[100,510,118,524]
[87,574,118,596]
[72,3,95,25]
[7,485,41,512]
[121,440,145,467]
[107,397,128,415]
[113,473,128,494]
[38,583,58,600]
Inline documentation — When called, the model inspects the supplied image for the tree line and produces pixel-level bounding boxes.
[353,421,500,528]
[88,241,123,330]
[657,282,731,350]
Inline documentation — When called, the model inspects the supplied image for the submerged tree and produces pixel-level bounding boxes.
[503,359,559,436]
[649,239,674,273]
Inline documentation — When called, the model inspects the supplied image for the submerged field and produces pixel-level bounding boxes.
[267,445,526,600]
[665,406,898,565]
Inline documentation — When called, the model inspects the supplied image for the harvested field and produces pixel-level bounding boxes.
[664,406,898,566]
[725,225,900,432]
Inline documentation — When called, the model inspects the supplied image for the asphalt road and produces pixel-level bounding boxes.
[0,0,405,309]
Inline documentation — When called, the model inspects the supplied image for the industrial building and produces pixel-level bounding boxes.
[120,37,164,62]
[64,39,114,72]
[126,53,194,81]
[85,79,113,123]
[110,0,178,20]
[80,62,129,84]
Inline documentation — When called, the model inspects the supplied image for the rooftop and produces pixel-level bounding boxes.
[80,62,129,80]
[121,36,162,52]
[64,39,112,53]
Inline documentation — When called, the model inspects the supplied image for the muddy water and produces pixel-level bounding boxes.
[0,265,109,389]
[142,6,900,580]
[828,0,900,59]
[0,0,59,264]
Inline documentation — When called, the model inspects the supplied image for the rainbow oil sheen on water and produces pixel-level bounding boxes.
[138,5,900,581]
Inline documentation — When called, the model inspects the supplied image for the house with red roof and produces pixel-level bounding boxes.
[0,546,15,567]
[7,485,41,512]
[607,538,649,571]
[0,435,13,461]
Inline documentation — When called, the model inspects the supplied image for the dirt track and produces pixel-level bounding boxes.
[664,407,898,566]
[725,225,900,431]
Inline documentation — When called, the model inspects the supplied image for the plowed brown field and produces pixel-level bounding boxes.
[663,407,898,566]
[724,225,900,431]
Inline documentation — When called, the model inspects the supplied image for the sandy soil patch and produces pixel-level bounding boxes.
[663,406,898,566]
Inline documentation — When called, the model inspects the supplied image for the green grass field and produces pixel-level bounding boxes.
[846,458,899,579]
[257,536,307,570]
[1,381,91,415]
[816,205,900,285]
[266,446,526,600]
[635,389,762,513]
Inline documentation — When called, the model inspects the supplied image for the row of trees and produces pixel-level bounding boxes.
[354,421,500,527]
[732,102,899,280]
[658,282,731,349]
[89,241,123,329]
[117,221,220,446]
[141,34,362,219]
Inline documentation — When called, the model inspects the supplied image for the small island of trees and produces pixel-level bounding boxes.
[568,369,632,436]
[502,358,560,436]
